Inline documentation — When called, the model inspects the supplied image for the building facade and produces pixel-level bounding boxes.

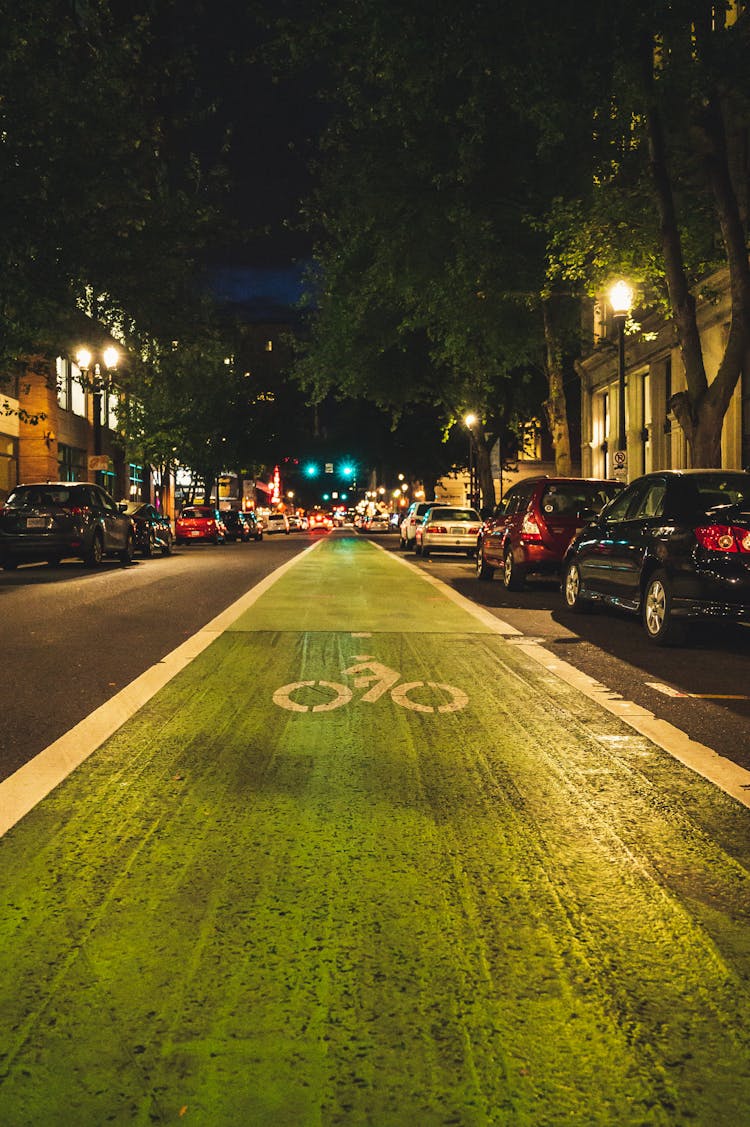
[578,271,749,482]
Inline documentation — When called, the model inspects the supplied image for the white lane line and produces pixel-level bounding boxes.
[384,544,750,810]
[0,539,325,838]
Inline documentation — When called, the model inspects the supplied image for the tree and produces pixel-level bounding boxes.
[277,0,575,496]
[531,1,750,468]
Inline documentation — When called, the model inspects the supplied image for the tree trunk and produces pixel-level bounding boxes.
[473,431,496,513]
[642,31,750,468]
[542,298,572,476]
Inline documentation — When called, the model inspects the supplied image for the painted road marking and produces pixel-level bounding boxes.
[646,681,750,700]
[272,659,470,715]
[382,542,750,809]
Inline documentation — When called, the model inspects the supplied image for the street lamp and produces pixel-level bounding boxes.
[76,345,119,460]
[608,280,633,482]
[464,413,478,508]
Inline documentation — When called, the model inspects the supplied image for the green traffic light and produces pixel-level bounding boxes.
[340,464,354,478]
[305,463,319,478]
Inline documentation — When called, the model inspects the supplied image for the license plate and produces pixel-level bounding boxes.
[450,527,467,536]
[189,530,200,537]
[26,517,46,529]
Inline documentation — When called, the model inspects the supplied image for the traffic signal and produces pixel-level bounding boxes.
[304,463,319,478]
[340,463,354,478]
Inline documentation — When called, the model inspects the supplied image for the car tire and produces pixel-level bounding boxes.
[143,531,155,558]
[562,561,591,613]
[422,544,430,557]
[120,533,135,566]
[476,547,495,581]
[85,531,104,568]
[503,546,525,591]
[414,540,422,556]
[642,570,686,646]
[161,531,173,556]
[399,537,407,551]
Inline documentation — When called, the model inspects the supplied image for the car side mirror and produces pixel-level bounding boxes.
[118,502,128,513]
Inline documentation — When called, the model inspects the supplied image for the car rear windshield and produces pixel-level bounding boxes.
[429,508,480,521]
[6,486,76,508]
[539,482,622,516]
[181,507,213,519]
[683,473,750,511]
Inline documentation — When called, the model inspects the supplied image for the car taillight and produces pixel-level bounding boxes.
[695,524,750,553]
[521,514,543,541]
[426,524,447,534]
[467,526,480,535]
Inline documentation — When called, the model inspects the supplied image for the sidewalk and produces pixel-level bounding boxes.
[1,535,749,1126]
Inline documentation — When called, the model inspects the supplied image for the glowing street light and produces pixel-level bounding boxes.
[607,280,634,481]
[75,345,119,460]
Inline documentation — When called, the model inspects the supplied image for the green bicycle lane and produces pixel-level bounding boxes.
[2,535,750,1126]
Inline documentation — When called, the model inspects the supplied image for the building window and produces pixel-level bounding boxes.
[592,389,610,477]
[0,433,18,501]
[641,371,652,475]
[56,357,70,411]
[129,463,144,499]
[265,339,273,352]
[70,363,86,417]
[58,443,86,482]
[107,390,118,431]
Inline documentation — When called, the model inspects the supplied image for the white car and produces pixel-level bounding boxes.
[414,505,481,558]
[266,512,290,534]
[399,501,435,550]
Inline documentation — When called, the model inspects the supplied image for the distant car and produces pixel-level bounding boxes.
[175,505,226,545]
[222,509,263,542]
[266,512,290,534]
[308,511,333,532]
[0,482,134,569]
[563,469,750,645]
[399,501,435,550]
[288,513,302,530]
[415,505,481,557]
[365,511,392,533]
[476,476,623,589]
[120,501,173,557]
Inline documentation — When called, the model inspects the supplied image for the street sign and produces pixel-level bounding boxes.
[87,455,109,472]
[325,463,334,474]
[612,449,627,482]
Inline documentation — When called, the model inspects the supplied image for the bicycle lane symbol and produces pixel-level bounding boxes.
[272,659,469,715]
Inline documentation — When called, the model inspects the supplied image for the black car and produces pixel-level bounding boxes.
[562,469,750,644]
[222,509,263,541]
[120,501,173,557]
[0,482,135,569]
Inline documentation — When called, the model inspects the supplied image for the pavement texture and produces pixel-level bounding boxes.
[1,535,750,1126]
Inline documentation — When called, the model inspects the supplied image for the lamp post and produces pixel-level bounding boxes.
[607,281,633,483]
[464,413,478,508]
[76,346,119,466]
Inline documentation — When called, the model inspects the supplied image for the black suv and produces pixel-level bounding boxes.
[222,509,263,542]
[0,482,135,569]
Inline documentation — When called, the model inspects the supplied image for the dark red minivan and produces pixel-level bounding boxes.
[476,476,623,590]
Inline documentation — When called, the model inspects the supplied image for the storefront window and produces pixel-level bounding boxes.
[58,443,86,482]
[0,434,18,501]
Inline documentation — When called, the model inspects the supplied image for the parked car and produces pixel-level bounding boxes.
[222,509,263,542]
[0,482,135,569]
[562,469,750,645]
[399,501,436,550]
[415,505,482,557]
[365,511,391,533]
[476,476,623,590]
[120,501,173,557]
[308,511,333,532]
[266,512,290,534]
[175,506,227,545]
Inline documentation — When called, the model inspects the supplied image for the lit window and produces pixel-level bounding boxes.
[265,340,273,352]
[70,364,86,417]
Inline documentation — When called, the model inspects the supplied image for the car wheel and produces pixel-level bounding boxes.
[211,534,220,544]
[143,530,155,557]
[120,532,135,566]
[503,546,525,591]
[563,561,591,613]
[85,531,104,568]
[414,540,422,556]
[422,544,430,557]
[476,547,495,581]
[643,570,686,646]
[161,531,173,556]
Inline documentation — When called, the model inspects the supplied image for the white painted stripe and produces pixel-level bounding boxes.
[0,538,325,838]
[388,543,750,810]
